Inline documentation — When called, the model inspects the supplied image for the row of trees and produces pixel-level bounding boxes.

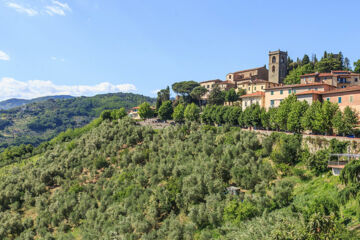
[144,93,358,136]
[201,95,358,136]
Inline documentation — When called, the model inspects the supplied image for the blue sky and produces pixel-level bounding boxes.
[1,0,360,100]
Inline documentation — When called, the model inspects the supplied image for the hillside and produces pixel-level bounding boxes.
[0,95,74,110]
[0,92,155,151]
[0,115,359,239]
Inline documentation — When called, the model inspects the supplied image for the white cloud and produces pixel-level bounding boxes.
[6,2,38,16]
[0,77,137,101]
[0,51,10,61]
[51,56,65,62]
[45,0,71,16]
[5,1,71,17]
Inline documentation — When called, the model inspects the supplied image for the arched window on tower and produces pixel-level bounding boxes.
[281,57,285,63]
[272,66,276,72]
[272,56,276,63]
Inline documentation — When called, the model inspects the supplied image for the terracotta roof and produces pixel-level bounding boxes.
[295,90,323,96]
[321,85,360,95]
[218,80,235,85]
[265,82,332,90]
[240,91,265,98]
[301,73,318,77]
[319,73,333,77]
[231,66,266,74]
[199,79,222,84]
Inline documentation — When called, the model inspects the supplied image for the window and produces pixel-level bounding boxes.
[207,85,210,88]
[280,90,283,95]
[293,89,296,93]
[281,57,285,63]
[272,66,276,72]
[261,86,264,89]
[270,100,274,106]
[248,87,251,91]
[272,56,276,63]
[229,75,232,79]
[326,98,330,101]
[245,101,247,107]
[288,89,291,94]
[355,78,358,82]
[350,96,353,103]
[315,88,318,91]
[338,97,342,103]
[271,91,274,95]
[254,87,256,90]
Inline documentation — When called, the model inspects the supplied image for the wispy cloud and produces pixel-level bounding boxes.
[6,2,38,16]
[0,78,137,100]
[5,1,71,17]
[45,1,71,16]
[51,56,65,62]
[0,51,10,61]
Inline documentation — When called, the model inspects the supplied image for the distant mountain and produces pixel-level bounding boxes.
[0,95,74,110]
[0,92,155,151]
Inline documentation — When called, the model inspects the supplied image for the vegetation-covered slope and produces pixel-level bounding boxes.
[0,95,74,110]
[0,116,358,239]
[0,92,155,151]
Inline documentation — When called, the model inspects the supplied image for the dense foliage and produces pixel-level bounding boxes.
[0,114,358,239]
[0,92,155,151]
[285,51,353,84]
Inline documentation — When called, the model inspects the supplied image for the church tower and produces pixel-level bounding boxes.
[268,50,287,84]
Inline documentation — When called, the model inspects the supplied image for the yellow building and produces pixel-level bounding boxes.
[226,66,268,82]
[199,79,222,100]
[236,79,279,94]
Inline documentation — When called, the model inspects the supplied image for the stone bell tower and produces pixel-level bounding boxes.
[269,50,287,84]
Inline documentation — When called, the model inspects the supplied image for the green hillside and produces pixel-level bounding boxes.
[0,92,155,151]
[0,115,359,239]
[0,95,74,110]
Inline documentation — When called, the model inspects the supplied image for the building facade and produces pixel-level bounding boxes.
[240,91,265,109]
[236,79,279,94]
[226,66,268,82]
[301,71,360,88]
[264,83,335,109]
[199,79,222,100]
[321,86,360,113]
[268,50,288,84]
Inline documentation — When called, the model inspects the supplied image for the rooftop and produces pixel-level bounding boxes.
[295,90,323,96]
[240,91,265,98]
[265,82,333,90]
[321,85,360,95]
[231,66,267,74]
[199,79,222,84]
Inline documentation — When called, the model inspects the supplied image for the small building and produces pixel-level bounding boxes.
[321,85,360,114]
[236,79,279,94]
[240,91,265,109]
[301,71,360,88]
[128,107,140,119]
[264,83,336,109]
[328,154,360,176]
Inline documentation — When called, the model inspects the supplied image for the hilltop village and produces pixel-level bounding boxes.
[200,50,360,112]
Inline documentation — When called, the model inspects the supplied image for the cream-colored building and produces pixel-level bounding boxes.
[226,66,268,82]
[236,79,279,94]
[264,83,336,109]
[300,71,360,88]
[199,79,222,100]
[240,91,265,109]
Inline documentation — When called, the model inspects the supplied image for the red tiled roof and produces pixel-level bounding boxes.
[231,66,267,74]
[199,79,222,84]
[319,73,333,77]
[301,73,318,77]
[240,91,265,98]
[132,107,140,109]
[321,85,360,95]
[265,82,332,90]
[295,90,323,96]
[219,80,235,85]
